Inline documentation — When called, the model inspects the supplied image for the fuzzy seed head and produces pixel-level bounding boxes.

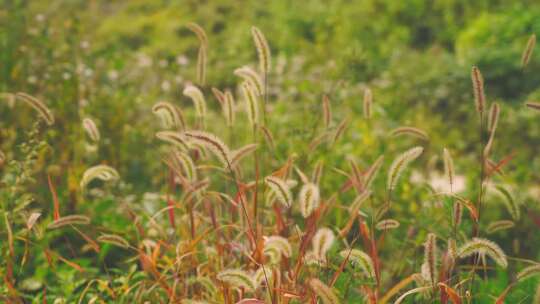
[156,131,189,151]
[340,249,375,278]
[183,130,232,168]
[447,239,457,261]
[517,264,540,281]
[457,238,507,268]
[423,233,437,285]
[375,219,400,230]
[486,220,515,234]
[15,92,54,125]
[152,101,185,130]
[26,212,41,230]
[212,87,225,104]
[265,176,293,208]
[183,85,207,120]
[264,236,292,261]
[251,26,271,74]
[197,45,207,85]
[82,118,100,142]
[395,287,431,304]
[241,82,260,128]
[308,278,340,304]
[488,102,500,134]
[494,185,520,221]
[223,90,236,126]
[521,34,536,67]
[217,269,256,291]
[48,215,90,229]
[526,102,540,111]
[312,227,335,260]
[387,146,423,191]
[234,66,264,96]
[443,148,455,192]
[165,150,198,182]
[299,183,320,218]
[322,95,332,128]
[453,202,463,227]
[471,66,485,113]
[230,143,258,168]
[186,22,208,47]
[390,126,429,141]
[363,88,372,119]
[80,165,119,190]
[97,234,130,248]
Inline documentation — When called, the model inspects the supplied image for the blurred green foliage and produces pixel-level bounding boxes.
[2,0,540,302]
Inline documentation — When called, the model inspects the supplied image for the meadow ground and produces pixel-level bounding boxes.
[1,1,540,303]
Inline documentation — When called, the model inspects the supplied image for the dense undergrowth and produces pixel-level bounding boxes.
[2,1,540,303]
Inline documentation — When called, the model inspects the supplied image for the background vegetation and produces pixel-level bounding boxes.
[1,0,540,303]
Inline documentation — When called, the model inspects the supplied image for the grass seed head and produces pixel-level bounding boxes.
[423,233,437,285]
[156,131,189,151]
[375,219,400,230]
[47,215,91,229]
[230,143,258,167]
[457,237,507,268]
[223,90,236,127]
[241,81,260,128]
[97,234,130,248]
[363,87,372,119]
[186,22,208,47]
[183,84,207,121]
[217,269,256,291]
[521,33,536,67]
[390,126,429,141]
[443,148,455,192]
[251,26,271,74]
[234,66,264,96]
[299,183,320,218]
[488,102,500,134]
[308,278,340,304]
[387,146,423,191]
[312,227,335,261]
[340,248,375,278]
[197,45,207,85]
[526,101,540,111]
[322,95,332,128]
[15,92,54,125]
[516,264,540,281]
[183,130,232,168]
[265,176,293,208]
[152,101,185,130]
[82,118,100,142]
[471,66,486,113]
[80,165,119,190]
[486,220,515,234]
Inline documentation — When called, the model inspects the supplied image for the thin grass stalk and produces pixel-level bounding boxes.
[259,65,270,242]
[227,125,234,224]
[471,76,487,295]
[367,197,381,293]
[477,110,485,232]
[252,123,260,241]
[263,69,268,127]
[226,159,256,248]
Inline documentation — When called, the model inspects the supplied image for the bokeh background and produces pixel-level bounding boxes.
[2,0,540,301]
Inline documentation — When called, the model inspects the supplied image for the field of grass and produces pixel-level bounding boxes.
[2,1,540,303]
